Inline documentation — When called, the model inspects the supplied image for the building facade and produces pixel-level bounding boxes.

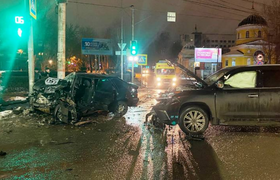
[222,13,275,67]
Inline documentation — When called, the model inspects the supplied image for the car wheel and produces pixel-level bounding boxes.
[114,101,128,117]
[179,107,209,135]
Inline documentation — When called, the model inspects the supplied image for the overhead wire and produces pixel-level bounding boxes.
[208,0,253,11]
[135,7,242,21]
[67,1,242,21]
[151,0,231,18]
[183,0,252,14]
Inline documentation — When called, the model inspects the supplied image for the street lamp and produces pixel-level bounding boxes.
[48,60,53,65]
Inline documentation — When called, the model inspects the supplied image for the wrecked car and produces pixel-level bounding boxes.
[147,62,280,135]
[31,73,139,123]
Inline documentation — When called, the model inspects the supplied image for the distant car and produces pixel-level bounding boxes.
[149,63,280,135]
[31,73,139,123]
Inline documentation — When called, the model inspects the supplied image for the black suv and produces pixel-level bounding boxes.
[149,62,280,135]
[31,73,139,123]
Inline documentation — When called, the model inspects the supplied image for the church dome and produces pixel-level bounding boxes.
[238,14,267,27]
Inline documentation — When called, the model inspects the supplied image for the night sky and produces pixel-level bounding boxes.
[1,0,272,53]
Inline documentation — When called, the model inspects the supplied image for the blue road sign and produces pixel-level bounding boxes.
[137,54,147,66]
[29,0,36,19]
[81,38,113,55]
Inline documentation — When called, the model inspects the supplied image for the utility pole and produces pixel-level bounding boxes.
[131,5,135,83]
[28,18,34,95]
[57,0,66,79]
[120,0,124,80]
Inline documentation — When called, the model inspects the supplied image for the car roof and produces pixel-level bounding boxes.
[222,65,280,71]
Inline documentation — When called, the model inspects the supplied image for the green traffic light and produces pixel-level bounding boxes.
[130,40,138,56]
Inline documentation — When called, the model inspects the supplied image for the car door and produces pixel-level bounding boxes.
[258,67,280,120]
[216,70,260,124]
[93,78,115,109]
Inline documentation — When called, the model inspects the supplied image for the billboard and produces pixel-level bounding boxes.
[81,38,113,55]
[195,48,222,62]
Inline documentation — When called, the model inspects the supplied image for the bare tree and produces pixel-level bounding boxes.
[263,0,280,63]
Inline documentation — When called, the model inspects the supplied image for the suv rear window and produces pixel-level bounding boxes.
[262,70,280,87]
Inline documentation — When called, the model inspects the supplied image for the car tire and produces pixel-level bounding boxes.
[114,101,128,117]
[179,106,209,135]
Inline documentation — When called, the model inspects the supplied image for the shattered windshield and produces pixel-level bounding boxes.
[64,72,76,84]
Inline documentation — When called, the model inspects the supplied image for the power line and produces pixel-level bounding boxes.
[68,0,242,21]
[151,0,232,18]
[135,7,242,21]
[208,0,253,12]
[68,1,124,9]
[183,0,252,14]
[240,0,266,6]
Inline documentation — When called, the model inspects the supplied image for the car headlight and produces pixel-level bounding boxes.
[157,77,161,81]
[131,88,136,93]
[173,78,177,82]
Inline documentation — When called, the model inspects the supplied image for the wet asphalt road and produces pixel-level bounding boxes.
[1,88,280,179]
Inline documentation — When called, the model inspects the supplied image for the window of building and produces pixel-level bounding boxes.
[224,71,256,88]
[246,31,249,38]
[228,45,231,47]
[225,60,229,66]
[212,40,215,43]
[262,70,280,87]
[220,40,223,43]
[258,31,262,38]
[224,40,227,43]
[232,59,236,66]
[211,45,215,47]
[237,33,240,39]
[232,40,235,43]
[215,40,218,42]
[207,40,210,43]
[223,45,227,48]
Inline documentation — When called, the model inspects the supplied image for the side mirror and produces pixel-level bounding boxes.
[216,80,224,89]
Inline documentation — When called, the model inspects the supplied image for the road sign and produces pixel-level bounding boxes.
[29,0,36,20]
[118,43,126,50]
[82,38,113,55]
[115,51,127,56]
[137,54,148,66]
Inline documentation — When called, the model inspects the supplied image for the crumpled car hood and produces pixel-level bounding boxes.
[33,77,69,94]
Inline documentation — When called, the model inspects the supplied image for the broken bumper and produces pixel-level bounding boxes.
[128,97,139,106]
[147,103,180,125]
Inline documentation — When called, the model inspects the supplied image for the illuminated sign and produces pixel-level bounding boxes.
[195,48,222,62]
[15,16,24,24]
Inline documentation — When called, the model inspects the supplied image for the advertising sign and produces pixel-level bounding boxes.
[195,48,222,62]
[82,38,113,55]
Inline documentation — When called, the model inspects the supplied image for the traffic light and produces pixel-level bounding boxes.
[130,40,138,56]
[14,16,28,39]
